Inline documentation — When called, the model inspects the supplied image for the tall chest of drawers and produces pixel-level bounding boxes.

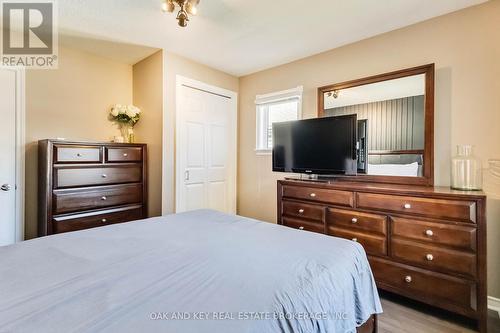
[38,140,147,235]
[277,179,487,333]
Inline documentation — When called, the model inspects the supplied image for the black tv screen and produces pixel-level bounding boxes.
[272,115,357,175]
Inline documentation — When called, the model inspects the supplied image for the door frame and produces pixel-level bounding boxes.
[1,67,25,242]
[174,75,238,213]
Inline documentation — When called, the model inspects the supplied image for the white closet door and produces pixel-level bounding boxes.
[176,79,237,214]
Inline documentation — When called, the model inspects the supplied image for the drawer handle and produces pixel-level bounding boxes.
[298,209,305,214]
[351,218,358,224]
[404,275,412,283]
[101,218,107,223]
[101,196,107,201]
[76,153,82,157]
[426,254,434,261]
[298,226,304,230]
[352,238,358,242]
[101,174,107,179]
[310,193,316,197]
[123,153,128,157]
[404,203,412,209]
[425,229,434,237]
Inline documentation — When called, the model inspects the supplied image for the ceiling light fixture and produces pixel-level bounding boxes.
[327,90,340,99]
[162,0,200,27]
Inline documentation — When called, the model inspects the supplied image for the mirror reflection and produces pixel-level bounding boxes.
[323,74,425,177]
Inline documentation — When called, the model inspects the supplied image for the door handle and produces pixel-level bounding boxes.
[185,170,190,181]
[1,184,12,192]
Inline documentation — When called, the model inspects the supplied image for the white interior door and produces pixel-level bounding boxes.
[0,69,18,246]
[176,77,237,214]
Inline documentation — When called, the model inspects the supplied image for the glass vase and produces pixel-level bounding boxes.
[451,145,482,191]
[120,124,134,143]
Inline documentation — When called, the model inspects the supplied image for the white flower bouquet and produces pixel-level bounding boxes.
[110,104,141,125]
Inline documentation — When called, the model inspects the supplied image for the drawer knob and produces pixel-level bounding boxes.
[404,203,412,209]
[351,218,358,224]
[123,153,128,157]
[101,218,107,223]
[425,229,434,237]
[404,275,412,283]
[426,254,434,261]
[298,209,305,214]
[101,174,107,179]
[101,196,107,201]
[352,238,358,242]
[298,226,304,230]
[76,153,82,157]
[310,193,316,197]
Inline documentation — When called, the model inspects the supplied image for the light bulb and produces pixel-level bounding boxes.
[186,3,197,15]
[168,1,175,12]
[162,0,175,13]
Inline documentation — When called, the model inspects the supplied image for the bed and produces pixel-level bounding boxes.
[367,150,423,177]
[0,210,382,333]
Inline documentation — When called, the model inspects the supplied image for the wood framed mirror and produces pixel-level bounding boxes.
[318,64,434,186]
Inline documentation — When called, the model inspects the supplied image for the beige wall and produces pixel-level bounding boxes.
[238,1,500,297]
[133,50,164,217]
[25,46,133,239]
[161,52,239,214]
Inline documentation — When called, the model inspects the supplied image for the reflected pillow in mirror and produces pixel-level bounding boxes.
[367,162,419,177]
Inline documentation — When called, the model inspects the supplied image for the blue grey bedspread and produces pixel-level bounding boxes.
[0,210,382,333]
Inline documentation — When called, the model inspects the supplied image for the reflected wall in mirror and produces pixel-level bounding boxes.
[325,74,425,177]
[318,64,434,186]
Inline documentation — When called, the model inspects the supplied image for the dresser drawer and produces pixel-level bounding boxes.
[392,217,476,251]
[391,238,476,278]
[369,257,476,315]
[55,166,142,188]
[327,226,387,256]
[326,208,387,235]
[105,147,143,162]
[53,184,143,214]
[54,145,101,163]
[53,205,143,233]
[356,193,476,223]
[282,200,324,222]
[282,185,354,207]
[282,217,325,234]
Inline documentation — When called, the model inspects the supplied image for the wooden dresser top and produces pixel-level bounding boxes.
[280,178,486,200]
[39,139,147,147]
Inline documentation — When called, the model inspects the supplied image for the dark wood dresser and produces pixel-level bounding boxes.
[38,140,147,235]
[277,179,487,333]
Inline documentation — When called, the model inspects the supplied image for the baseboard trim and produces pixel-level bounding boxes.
[489,296,500,316]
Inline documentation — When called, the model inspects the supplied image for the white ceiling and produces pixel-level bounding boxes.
[57,0,488,76]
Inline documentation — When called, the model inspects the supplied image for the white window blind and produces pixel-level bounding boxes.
[255,86,303,152]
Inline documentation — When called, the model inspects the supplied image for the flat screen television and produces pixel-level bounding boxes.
[272,115,358,175]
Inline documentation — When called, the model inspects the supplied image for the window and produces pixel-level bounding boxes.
[255,86,303,152]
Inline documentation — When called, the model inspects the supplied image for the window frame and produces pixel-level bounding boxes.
[255,86,303,155]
